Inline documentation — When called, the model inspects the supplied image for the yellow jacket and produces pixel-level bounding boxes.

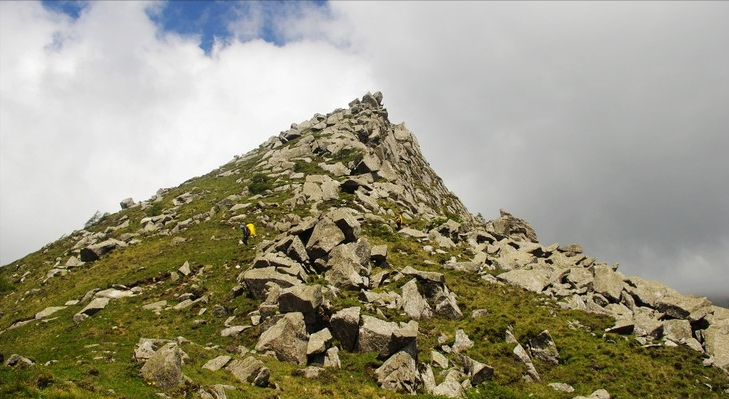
[246,223,256,236]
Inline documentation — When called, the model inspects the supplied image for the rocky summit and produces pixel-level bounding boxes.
[1,92,727,399]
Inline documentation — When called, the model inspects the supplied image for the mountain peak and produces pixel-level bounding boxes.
[236,91,473,227]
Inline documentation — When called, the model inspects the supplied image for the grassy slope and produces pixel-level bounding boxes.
[1,139,727,399]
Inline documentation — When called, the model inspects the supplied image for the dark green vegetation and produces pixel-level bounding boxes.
[1,135,727,399]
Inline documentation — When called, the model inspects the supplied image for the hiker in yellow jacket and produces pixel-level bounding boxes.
[240,223,256,245]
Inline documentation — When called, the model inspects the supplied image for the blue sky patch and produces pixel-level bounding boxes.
[42,0,329,54]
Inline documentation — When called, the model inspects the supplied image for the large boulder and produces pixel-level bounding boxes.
[528,330,560,365]
[255,312,308,365]
[73,297,110,323]
[497,268,552,293]
[655,294,712,322]
[278,284,323,324]
[239,267,302,300]
[330,306,360,352]
[140,343,185,390]
[432,369,464,398]
[226,356,270,387]
[704,323,729,369]
[401,279,432,320]
[329,208,361,243]
[486,209,538,242]
[592,265,624,302]
[375,348,419,394]
[306,217,346,259]
[357,316,417,359]
[459,354,494,386]
[325,243,369,290]
[80,238,127,262]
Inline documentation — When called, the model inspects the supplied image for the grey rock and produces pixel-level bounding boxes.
[459,354,494,385]
[179,261,192,276]
[401,266,444,284]
[307,328,333,356]
[306,217,346,259]
[486,209,538,242]
[528,330,560,365]
[432,369,464,398]
[80,238,127,262]
[704,323,729,369]
[573,389,611,399]
[325,244,368,290]
[420,363,437,394]
[655,294,712,322]
[357,316,417,359]
[73,297,110,323]
[375,349,419,394]
[370,244,387,265]
[431,350,449,369]
[202,355,232,371]
[142,300,167,312]
[549,382,575,393]
[133,338,173,363]
[513,343,540,382]
[398,228,428,239]
[452,329,474,354]
[401,279,432,320]
[220,325,251,337]
[278,284,323,323]
[120,197,136,209]
[227,356,269,387]
[255,312,308,365]
[593,265,624,302]
[330,306,360,352]
[35,306,66,320]
[239,267,302,300]
[497,268,552,293]
[4,354,35,368]
[140,343,184,390]
[329,208,361,243]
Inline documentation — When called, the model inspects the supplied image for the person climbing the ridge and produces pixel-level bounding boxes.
[395,213,403,230]
[240,222,256,245]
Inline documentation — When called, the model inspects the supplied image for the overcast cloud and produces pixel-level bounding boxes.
[1,1,727,300]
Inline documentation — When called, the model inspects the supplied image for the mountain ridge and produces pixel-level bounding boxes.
[1,92,727,398]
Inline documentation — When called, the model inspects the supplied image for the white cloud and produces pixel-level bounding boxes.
[0,1,373,264]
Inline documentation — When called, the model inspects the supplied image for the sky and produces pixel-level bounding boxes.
[1,1,727,300]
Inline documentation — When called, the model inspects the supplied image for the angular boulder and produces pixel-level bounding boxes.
[239,267,302,300]
[73,297,110,323]
[375,349,419,394]
[227,356,270,387]
[306,217,345,259]
[140,343,185,390]
[278,284,323,324]
[330,306,360,352]
[255,312,308,365]
[528,330,560,365]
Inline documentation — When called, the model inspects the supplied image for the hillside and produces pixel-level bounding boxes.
[1,92,727,399]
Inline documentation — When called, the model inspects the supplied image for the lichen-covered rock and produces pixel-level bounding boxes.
[140,343,184,390]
